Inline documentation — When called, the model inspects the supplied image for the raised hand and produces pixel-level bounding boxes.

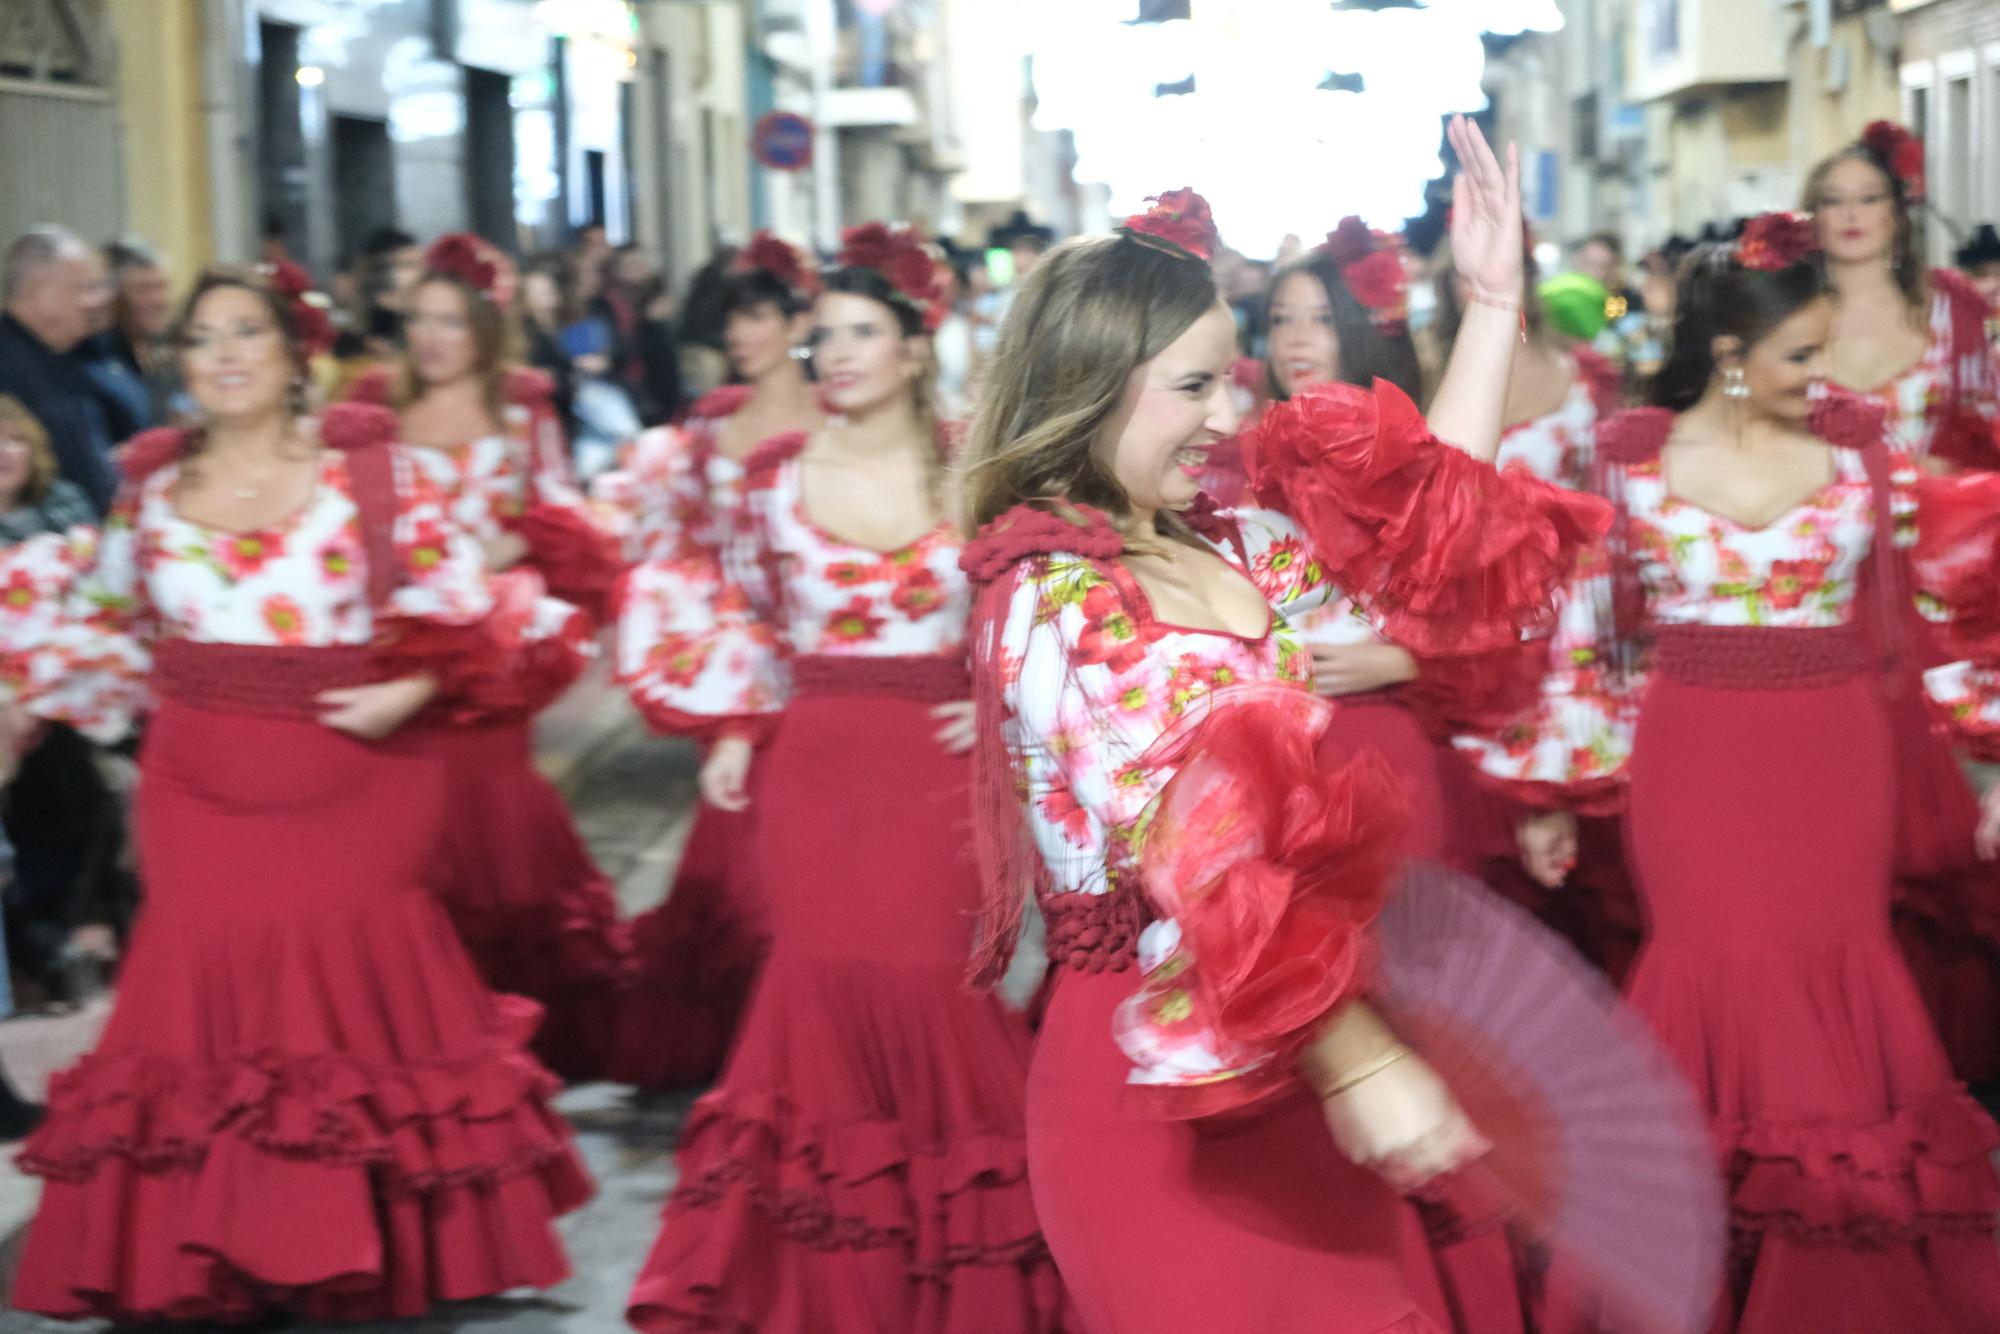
[1445,115,1525,312]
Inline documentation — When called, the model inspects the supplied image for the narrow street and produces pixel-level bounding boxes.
[0,668,704,1333]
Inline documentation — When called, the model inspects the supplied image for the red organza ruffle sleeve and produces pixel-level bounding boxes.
[507,501,626,626]
[1248,380,1611,656]
[1127,685,1410,1117]
[1911,469,2000,661]
[373,570,591,725]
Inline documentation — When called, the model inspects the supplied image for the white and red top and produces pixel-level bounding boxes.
[2,406,590,743]
[593,385,754,566]
[972,380,1608,1109]
[1456,397,2000,803]
[615,431,966,741]
[1872,269,1998,468]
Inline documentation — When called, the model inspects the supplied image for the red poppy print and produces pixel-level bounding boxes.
[1072,583,1151,673]
[321,542,357,582]
[891,568,944,618]
[824,595,884,644]
[645,633,712,688]
[1764,558,1825,611]
[404,519,449,574]
[217,530,284,580]
[1037,781,1094,846]
[0,569,35,615]
[826,559,876,588]
[262,594,307,645]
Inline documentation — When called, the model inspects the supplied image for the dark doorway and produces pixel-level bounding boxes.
[331,115,397,268]
[583,148,609,233]
[465,67,518,252]
[256,21,309,260]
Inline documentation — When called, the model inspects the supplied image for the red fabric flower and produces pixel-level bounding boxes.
[1861,120,1926,199]
[890,567,944,618]
[824,595,885,644]
[1117,187,1220,264]
[732,231,821,299]
[1735,213,1819,273]
[1319,216,1374,266]
[1341,249,1409,328]
[258,261,336,355]
[837,223,946,331]
[425,233,509,305]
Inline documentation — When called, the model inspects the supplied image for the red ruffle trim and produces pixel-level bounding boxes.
[1403,641,1549,732]
[689,383,753,422]
[343,365,396,407]
[1808,387,1890,451]
[320,401,400,453]
[1721,1090,2000,1250]
[1597,407,1673,466]
[1471,769,1627,819]
[959,502,1124,584]
[119,427,196,484]
[1910,469,2000,661]
[504,365,557,410]
[507,501,627,626]
[1249,380,1610,656]
[374,590,590,725]
[20,1042,584,1196]
[1572,346,1625,418]
[744,430,811,486]
[1930,407,2000,474]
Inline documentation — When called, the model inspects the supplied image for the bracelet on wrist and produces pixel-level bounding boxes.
[1314,1046,1414,1099]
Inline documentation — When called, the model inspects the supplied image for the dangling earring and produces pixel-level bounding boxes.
[1722,367,1749,400]
[789,343,812,361]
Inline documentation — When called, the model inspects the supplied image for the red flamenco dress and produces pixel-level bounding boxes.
[621,434,1066,1331]
[602,385,772,1089]
[1458,394,2000,1331]
[0,405,592,1324]
[350,366,633,1082]
[963,381,1623,1334]
[1855,267,2000,1085]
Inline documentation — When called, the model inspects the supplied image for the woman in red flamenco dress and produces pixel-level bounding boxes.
[0,268,592,1323]
[1806,121,2000,1083]
[620,226,1066,1330]
[956,124,1622,1333]
[598,233,825,1089]
[347,233,632,1082]
[1461,214,2000,1330]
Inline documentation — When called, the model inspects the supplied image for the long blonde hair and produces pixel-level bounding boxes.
[961,233,1221,540]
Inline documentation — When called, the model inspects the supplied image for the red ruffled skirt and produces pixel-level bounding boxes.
[1031,956,1527,1334]
[625,656,1067,1332]
[13,649,592,1325]
[609,785,769,1090]
[1623,626,2000,1332]
[418,719,633,1082]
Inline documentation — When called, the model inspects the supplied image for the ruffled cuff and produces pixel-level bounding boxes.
[1123,686,1408,1119]
[1911,470,2000,661]
[373,571,592,725]
[1401,641,1547,733]
[506,501,627,626]
[1249,381,1611,656]
[1927,408,2000,475]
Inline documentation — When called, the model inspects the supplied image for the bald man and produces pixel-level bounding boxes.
[0,227,117,512]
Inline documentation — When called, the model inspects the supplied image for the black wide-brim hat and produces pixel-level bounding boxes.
[987,209,1056,251]
[1957,223,2000,268]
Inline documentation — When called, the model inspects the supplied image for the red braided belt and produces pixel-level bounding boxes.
[1649,622,1868,690]
[151,639,377,720]
[1039,887,1151,973]
[789,652,969,702]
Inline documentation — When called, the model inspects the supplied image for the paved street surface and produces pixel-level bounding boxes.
[0,665,706,1332]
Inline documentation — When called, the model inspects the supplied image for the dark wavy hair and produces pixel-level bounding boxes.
[1648,246,1827,411]
[1263,251,1422,401]
[722,268,814,320]
[1803,143,1926,317]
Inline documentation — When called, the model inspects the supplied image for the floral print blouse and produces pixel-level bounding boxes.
[616,436,966,739]
[1872,270,1998,465]
[1457,407,2000,800]
[10,444,499,743]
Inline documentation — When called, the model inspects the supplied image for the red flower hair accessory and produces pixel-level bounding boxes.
[1735,212,1820,273]
[836,223,947,331]
[1117,188,1220,264]
[732,231,821,300]
[425,233,517,309]
[257,260,335,357]
[1860,120,1925,200]
[1315,217,1408,332]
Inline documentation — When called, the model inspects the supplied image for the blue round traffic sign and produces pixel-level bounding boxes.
[754,112,815,171]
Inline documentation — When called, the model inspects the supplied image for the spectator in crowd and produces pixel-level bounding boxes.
[96,239,182,427]
[1957,224,2000,318]
[592,243,684,424]
[359,225,424,353]
[674,243,742,396]
[974,210,1054,355]
[573,221,611,293]
[0,396,129,1021]
[0,227,116,514]
[520,253,579,431]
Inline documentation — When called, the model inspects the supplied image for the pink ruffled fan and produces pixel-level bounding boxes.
[1138,685,1725,1334]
